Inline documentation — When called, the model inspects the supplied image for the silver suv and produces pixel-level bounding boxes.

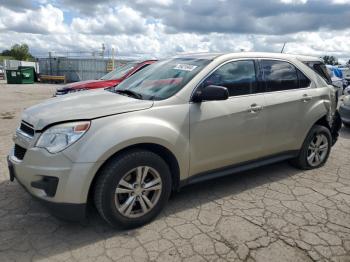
[8,53,341,228]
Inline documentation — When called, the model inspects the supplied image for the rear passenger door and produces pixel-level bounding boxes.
[260,59,313,155]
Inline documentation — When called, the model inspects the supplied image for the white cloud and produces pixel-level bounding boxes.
[0,0,349,63]
[70,6,148,35]
[0,4,66,34]
[135,0,173,6]
[279,0,308,4]
[332,0,350,3]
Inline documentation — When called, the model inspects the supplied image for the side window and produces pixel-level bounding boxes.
[262,60,299,91]
[297,69,311,88]
[202,60,257,96]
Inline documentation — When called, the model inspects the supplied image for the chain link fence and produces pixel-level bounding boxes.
[37,57,131,83]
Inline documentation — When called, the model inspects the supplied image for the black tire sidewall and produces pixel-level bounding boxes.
[299,125,332,169]
[96,150,172,228]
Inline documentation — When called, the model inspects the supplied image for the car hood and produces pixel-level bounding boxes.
[22,90,154,130]
[62,79,121,90]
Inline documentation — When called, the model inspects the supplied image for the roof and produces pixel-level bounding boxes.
[173,52,224,60]
[173,52,322,62]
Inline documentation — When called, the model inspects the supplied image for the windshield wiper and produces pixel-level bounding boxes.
[114,89,143,99]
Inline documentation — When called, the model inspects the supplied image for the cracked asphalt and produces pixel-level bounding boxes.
[0,82,350,262]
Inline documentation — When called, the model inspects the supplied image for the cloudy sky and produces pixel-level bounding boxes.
[0,0,350,62]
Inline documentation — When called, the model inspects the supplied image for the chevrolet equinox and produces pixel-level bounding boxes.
[8,53,341,228]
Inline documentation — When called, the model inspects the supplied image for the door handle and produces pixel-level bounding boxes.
[248,104,263,113]
[301,94,312,102]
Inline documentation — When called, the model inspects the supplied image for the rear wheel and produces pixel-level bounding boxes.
[290,125,332,170]
[94,150,172,228]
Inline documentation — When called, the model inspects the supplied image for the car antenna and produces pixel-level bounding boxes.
[281,42,287,53]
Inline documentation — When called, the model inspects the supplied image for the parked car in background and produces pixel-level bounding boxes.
[339,67,350,95]
[340,95,350,128]
[326,65,345,96]
[344,86,350,95]
[339,67,350,82]
[8,52,341,228]
[55,60,157,96]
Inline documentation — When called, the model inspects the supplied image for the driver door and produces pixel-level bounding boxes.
[189,60,267,175]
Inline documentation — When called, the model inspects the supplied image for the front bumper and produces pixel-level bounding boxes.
[339,103,350,124]
[8,156,85,221]
[7,146,98,221]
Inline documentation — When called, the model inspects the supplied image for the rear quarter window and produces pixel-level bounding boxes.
[303,61,332,85]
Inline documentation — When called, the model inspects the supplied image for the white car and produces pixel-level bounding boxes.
[7,52,341,228]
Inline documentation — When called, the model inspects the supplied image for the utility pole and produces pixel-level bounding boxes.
[49,51,52,76]
[101,43,105,58]
[112,48,115,70]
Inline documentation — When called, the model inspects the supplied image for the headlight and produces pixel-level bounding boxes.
[36,121,90,153]
[55,88,88,96]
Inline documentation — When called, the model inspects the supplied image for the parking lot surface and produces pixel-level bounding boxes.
[0,82,350,262]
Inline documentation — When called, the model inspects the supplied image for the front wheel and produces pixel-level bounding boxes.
[290,125,332,170]
[94,150,172,228]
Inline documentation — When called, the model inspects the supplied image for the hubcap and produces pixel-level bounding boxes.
[115,166,162,218]
[307,133,329,167]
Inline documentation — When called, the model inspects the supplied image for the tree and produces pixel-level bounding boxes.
[1,44,33,61]
[322,55,339,65]
[1,49,11,56]
[10,44,33,61]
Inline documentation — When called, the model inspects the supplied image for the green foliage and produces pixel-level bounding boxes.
[1,44,34,61]
[0,55,14,61]
[322,55,339,65]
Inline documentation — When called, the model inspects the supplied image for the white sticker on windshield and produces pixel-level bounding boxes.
[173,64,198,71]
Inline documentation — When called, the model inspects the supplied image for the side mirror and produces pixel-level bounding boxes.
[192,85,229,102]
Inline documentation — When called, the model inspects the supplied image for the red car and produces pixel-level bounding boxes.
[55,60,157,96]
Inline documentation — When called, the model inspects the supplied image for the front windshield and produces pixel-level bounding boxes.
[100,62,137,80]
[114,58,210,100]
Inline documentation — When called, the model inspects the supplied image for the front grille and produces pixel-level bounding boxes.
[20,122,35,137]
[14,144,27,160]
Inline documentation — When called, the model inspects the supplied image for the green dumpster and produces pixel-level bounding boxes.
[6,66,35,84]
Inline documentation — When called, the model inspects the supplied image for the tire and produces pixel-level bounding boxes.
[290,125,332,170]
[343,122,350,128]
[94,150,172,228]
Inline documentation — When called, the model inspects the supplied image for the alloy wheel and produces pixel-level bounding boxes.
[307,133,329,167]
[114,166,162,218]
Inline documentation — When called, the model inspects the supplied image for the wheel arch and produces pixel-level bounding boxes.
[87,143,181,205]
[312,113,340,145]
[314,114,331,130]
